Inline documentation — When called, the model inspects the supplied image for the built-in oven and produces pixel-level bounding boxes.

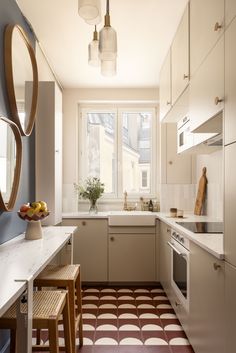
[168,229,190,311]
[177,115,194,153]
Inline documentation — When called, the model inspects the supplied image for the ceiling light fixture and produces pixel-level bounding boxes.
[99,0,117,63]
[78,0,101,23]
[88,26,100,67]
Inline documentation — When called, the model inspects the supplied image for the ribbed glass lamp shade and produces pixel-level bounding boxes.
[101,59,117,76]
[88,39,100,67]
[99,25,117,60]
[78,0,101,21]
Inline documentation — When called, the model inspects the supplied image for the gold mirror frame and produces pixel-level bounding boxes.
[4,24,38,137]
[0,117,22,212]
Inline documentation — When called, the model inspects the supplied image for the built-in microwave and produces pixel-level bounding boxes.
[177,116,194,153]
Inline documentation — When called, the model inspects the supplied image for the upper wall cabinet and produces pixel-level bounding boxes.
[225,0,236,27]
[189,36,224,133]
[225,18,236,145]
[171,4,189,105]
[159,50,171,121]
[190,0,224,77]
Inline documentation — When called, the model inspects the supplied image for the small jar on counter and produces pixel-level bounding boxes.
[170,207,177,217]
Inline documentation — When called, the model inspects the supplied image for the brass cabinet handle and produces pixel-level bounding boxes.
[213,262,221,270]
[215,96,223,105]
[110,236,115,241]
[175,301,182,307]
[183,74,189,80]
[82,221,86,226]
[166,101,171,105]
[167,228,171,233]
[214,22,222,31]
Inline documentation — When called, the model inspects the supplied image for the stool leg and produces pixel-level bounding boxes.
[75,272,83,347]
[36,328,41,345]
[63,294,72,353]
[68,281,76,353]
[48,320,59,353]
[10,329,16,353]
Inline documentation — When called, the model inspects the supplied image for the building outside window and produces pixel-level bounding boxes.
[79,105,157,199]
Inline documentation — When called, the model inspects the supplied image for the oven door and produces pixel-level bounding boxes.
[168,238,189,311]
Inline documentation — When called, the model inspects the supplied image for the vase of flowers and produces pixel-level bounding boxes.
[74,177,105,214]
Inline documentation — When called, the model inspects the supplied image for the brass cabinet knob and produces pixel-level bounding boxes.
[213,262,221,270]
[183,74,189,80]
[82,221,86,226]
[166,101,171,105]
[110,236,115,242]
[175,301,182,307]
[214,22,222,31]
[215,96,223,105]
[167,228,171,233]
[168,161,173,165]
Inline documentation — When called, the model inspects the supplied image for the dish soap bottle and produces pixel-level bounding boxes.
[148,199,153,212]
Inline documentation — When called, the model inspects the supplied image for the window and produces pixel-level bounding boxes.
[79,106,157,198]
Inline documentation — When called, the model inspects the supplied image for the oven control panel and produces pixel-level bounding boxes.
[171,229,190,250]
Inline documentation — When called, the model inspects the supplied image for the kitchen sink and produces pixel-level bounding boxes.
[108,211,156,226]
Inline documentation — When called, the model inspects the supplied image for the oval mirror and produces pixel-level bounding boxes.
[0,117,22,212]
[4,24,38,136]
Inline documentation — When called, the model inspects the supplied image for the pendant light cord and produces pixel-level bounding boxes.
[106,0,109,15]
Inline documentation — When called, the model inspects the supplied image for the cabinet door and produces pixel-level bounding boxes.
[189,36,224,133]
[159,222,171,295]
[190,0,224,76]
[159,50,171,121]
[62,219,108,282]
[171,4,189,104]
[109,233,156,282]
[166,124,192,184]
[189,242,224,353]
[225,18,236,145]
[225,262,236,353]
[225,0,236,27]
[224,143,236,267]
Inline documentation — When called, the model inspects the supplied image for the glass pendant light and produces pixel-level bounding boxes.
[88,26,100,67]
[99,0,117,61]
[86,14,101,25]
[101,58,117,76]
[78,0,101,22]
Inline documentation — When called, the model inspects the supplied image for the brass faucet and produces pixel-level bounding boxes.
[123,191,128,211]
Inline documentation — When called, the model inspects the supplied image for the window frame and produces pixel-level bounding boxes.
[78,104,157,200]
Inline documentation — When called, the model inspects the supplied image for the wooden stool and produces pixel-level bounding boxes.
[34,265,83,352]
[0,290,71,353]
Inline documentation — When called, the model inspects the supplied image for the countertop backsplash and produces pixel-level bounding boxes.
[160,184,196,213]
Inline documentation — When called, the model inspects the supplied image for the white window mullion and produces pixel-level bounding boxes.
[117,108,123,198]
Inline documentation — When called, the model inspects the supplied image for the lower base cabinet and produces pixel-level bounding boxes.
[189,242,225,353]
[225,262,236,353]
[108,230,156,282]
[62,219,108,282]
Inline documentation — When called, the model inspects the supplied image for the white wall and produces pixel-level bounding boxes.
[62,87,159,212]
[195,149,223,219]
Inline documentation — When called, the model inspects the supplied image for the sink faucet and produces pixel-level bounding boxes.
[123,191,128,211]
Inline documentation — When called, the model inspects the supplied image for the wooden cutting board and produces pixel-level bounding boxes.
[194,167,207,215]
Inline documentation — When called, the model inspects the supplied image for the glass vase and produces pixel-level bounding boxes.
[89,199,98,214]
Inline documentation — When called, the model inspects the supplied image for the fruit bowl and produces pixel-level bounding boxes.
[17,210,50,222]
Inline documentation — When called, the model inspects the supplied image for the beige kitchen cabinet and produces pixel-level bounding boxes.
[108,227,156,282]
[61,218,108,282]
[35,81,62,226]
[225,0,236,27]
[171,3,189,105]
[159,222,171,296]
[225,262,236,353]
[160,123,193,184]
[189,36,224,133]
[159,50,171,121]
[224,143,236,266]
[190,0,224,76]
[225,17,236,145]
[189,242,224,353]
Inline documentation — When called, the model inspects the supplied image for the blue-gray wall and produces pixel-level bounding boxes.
[0,0,35,244]
[0,1,36,351]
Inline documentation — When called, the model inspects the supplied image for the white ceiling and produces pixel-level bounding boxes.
[16,0,188,89]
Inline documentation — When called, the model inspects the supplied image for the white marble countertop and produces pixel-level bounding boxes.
[62,211,224,259]
[0,226,76,317]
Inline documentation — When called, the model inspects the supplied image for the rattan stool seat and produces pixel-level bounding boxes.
[36,265,79,281]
